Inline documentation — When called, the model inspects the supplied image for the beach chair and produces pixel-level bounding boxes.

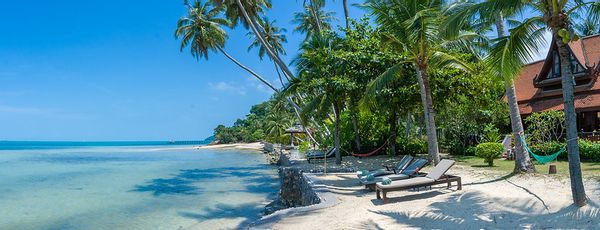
[356,155,414,179]
[307,147,336,163]
[360,158,429,190]
[502,135,513,160]
[375,159,462,204]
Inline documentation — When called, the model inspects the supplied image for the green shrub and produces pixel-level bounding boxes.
[579,140,600,161]
[465,146,477,156]
[298,141,310,153]
[398,138,428,156]
[475,142,503,166]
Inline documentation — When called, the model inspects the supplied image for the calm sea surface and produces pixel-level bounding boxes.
[0,142,279,230]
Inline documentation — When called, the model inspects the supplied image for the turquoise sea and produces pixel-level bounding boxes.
[0,142,279,230]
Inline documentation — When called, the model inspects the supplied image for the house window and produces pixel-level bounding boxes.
[549,51,561,79]
[570,53,585,74]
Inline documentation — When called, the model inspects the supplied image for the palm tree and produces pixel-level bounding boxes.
[574,10,600,36]
[292,5,336,41]
[343,0,350,29]
[445,1,536,173]
[289,33,349,164]
[459,0,600,207]
[213,0,298,81]
[363,0,472,165]
[247,17,288,86]
[175,0,279,92]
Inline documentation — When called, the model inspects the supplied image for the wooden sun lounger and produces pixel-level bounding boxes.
[361,158,429,191]
[376,175,462,203]
[375,159,462,203]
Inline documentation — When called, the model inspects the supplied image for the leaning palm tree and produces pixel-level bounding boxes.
[247,17,288,86]
[445,1,537,174]
[453,0,600,207]
[213,0,297,81]
[175,0,279,92]
[363,0,473,165]
[292,5,336,41]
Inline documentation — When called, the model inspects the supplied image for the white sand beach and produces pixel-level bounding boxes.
[195,142,264,151]
[271,163,600,229]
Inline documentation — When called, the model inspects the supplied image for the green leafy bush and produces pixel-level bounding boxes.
[465,146,477,156]
[398,138,428,156]
[475,142,503,166]
[524,110,565,144]
[579,140,600,161]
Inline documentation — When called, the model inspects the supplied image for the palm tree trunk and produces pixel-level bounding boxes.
[333,103,342,165]
[217,47,279,92]
[389,109,398,156]
[342,0,350,30]
[219,47,320,146]
[506,83,535,172]
[416,65,440,164]
[235,0,296,80]
[555,36,587,207]
[494,13,535,173]
[309,0,323,32]
[274,62,285,87]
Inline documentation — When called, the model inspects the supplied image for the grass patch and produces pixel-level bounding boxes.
[451,156,600,179]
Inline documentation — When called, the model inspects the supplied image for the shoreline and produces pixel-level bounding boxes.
[194,142,265,151]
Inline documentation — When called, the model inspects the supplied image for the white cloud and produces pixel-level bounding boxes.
[208,81,236,91]
[208,80,275,96]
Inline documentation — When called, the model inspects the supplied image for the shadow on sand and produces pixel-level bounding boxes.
[368,190,599,229]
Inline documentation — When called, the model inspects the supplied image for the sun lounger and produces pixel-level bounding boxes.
[307,147,336,163]
[360,158,429,190]
[356,155,414,179]
[375,159,462,203]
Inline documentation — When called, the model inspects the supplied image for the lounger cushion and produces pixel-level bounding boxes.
[376,176,434,189]
[426,159,455,180]
[360,173,409,184]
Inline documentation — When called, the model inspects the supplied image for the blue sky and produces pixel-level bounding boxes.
[0,0,366,141]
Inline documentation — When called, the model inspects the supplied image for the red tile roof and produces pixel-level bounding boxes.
[514,34,600,114]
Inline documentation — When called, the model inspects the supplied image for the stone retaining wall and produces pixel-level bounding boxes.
[278,167,320,207]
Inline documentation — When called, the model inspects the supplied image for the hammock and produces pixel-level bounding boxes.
[519,136,566,164]
[350,140,388,158]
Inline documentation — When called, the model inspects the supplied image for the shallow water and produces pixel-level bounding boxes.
[0,147,279,230]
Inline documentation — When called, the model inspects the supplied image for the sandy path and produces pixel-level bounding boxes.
[273,165,600,229]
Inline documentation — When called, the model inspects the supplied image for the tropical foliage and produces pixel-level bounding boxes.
[179,0,600,207]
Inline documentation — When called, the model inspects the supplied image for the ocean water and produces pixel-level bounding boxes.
[0,143,279,230]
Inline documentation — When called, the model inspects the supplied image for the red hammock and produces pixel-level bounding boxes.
[351,140,388,157]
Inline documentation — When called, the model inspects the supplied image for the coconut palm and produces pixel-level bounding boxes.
[363,0,473,165]
[247,17,288,86]
[574,10,600,36]
[175,0,279,92]
[288,33,349,164]
[292,5,336,41]
[445,1,537,174]
[452,0,600,207]
[213,0,298,81]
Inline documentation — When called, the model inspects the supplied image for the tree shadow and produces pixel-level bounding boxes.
[132,178,201,196]
[368,191,600,229]
[471,165,496,168]
[179,202,266,228]
[131,166,278,197]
